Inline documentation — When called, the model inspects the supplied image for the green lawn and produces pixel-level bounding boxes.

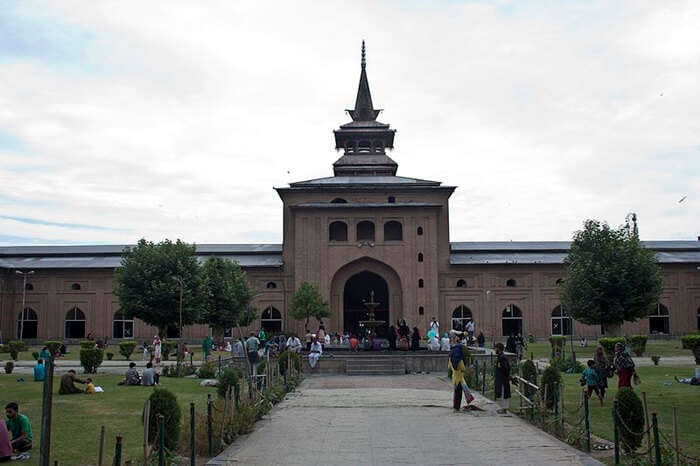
[0,373,217,465]
[3,344,227,363]
[520,339,690,360]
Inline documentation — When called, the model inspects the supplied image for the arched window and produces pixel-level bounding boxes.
[506,279,516,287]
[502,305,523,336]
[113,311,134,339]
[649,303,670,334]
[384,221,402,241]
[330,198,347,204]
[452,305,473,331]
[418,278,424,288]
[551,305,573,336]
[456,279,466,288]
[387,196,396,203]
[329,221,348,241]
[357,221,375,242]
[418,253,424,262]
[71,283,81,291]
[417,226,423,236]
[418,306,424,315]
[261,306,282,332]
[25,283,34,291]
[266,281,277,289]
[17,308,38,339]
[65,306,86,339]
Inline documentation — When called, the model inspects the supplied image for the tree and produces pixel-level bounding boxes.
[200,257,256,342]
[559,220,662,336]
[114,238,205,337]
[289,281,330,329]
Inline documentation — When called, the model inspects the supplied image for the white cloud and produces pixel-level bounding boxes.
[0,0,698,245]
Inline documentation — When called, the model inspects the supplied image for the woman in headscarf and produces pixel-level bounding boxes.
[449,339,474,411]
[613,342,636,388]
[152,335,162,365]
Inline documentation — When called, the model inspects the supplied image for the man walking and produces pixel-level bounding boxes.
[245,332,261,376]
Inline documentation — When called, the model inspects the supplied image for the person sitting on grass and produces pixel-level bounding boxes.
[119,362,141,386]
[59,370,87,394]
[141,362,159,386]
[0,415,12,462]
[33,359,45,382]
[581,360,604,406]
[85,378,96,394]
[4,402,32,455]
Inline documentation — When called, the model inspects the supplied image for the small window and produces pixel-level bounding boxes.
[418,253,424,262]
[388,196,396,203]
[329,221,348,241]
[506,279,516,287]
[330,198,347,204]
[417,226,423,236]
[456,279,466,288]
[25,283,34,291]
[384,221,403,241]
[71,283,81,291]
[357,221,375,242]
[418,306,424,315]
[266,282,277,289]
[418,279,424,288]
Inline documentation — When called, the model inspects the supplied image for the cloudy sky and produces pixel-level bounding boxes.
[0,1,698,246]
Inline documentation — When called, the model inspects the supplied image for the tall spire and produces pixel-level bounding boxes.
[348,40,381,121]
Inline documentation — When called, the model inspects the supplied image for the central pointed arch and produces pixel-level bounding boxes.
[330,257,402,335]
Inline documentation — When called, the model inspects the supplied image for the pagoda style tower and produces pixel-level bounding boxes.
[332,41,398,177]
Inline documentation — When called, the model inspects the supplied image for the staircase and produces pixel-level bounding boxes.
[345,357,406,375]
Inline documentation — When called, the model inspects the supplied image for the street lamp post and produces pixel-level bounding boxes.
[16,270,35,341]
[173,276,184,373]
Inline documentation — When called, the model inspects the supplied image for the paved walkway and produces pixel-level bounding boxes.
[209,375,601,466]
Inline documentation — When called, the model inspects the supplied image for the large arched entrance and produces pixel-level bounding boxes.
[343,271,389,336]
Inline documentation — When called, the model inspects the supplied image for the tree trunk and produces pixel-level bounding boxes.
[212,326,224,345]
[604,323,622,337]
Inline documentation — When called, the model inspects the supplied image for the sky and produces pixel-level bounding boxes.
[0,0,698,246]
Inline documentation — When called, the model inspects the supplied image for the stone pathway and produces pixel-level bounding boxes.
[209,375,601,466]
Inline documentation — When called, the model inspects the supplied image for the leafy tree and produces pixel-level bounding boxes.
[114,239,205,337]
[200,257,256,342]
[559,220,662,336]
[289,281,330,329]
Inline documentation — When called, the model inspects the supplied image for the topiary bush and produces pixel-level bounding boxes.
[650,355,660,366]
[521,359,538,400]
[0,344,8,353]
[4,361,14,374]
[32,351,39,360]
[278,350,301,376]
[79,340,95,349]
[106,352,114,361]
[146,388,181,451]
[615,387,645,453]
[79,348,104,373]
[45,341,62,356]
[541,365,562,409]
[8,341,26,360]
[548,336,567,357]
[598,337,625,359]
[550,355,584,374]
[161,340,176,361]
[680,334,700,364]
[118,341,137,360]
[217,367,242,400]
[629,335,648,357]
[198,362,218,379]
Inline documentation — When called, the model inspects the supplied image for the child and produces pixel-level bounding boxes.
[85,378,96,395]
[582,360,604,406]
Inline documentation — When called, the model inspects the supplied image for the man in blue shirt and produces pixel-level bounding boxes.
[33,360,45,382]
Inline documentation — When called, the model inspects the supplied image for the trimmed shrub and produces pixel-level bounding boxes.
[680,334,700,365]
[198,362,218,379]
[4,361,14,374]
[146,388,181,451]
[8,341,26,360]
[162,364,196,378]
[118,341,137,360]
[278,350,301,376]
[0,344,7,353]
[521,359,538,400]
[550,356,584,374]
[541,365,562,409]
[548,336,567,357]
[527,334,535,344]
[629,335,648,357]
[217,367,242,400]
[45,341,62,356]
[79,340,95,349]
[615,387,645,453]
[598,337,625,358]
[650,355,660,366]
[32,351,39,360]
[256,360,266,376]
[79,348,104,373]
[106,352,114,361]
[161,340,176,361]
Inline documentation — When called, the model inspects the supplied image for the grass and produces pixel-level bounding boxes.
[519,339,690,360]
[0,373,218,465]
[2,344,227,363]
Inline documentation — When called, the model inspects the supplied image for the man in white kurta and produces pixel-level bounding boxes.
[308,338,323,368]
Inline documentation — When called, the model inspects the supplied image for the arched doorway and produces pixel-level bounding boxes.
[551,305,573,336]
[649,303,670,334]
[65,307,86,339]
[17,308,38,339]
[343,271,389,336]
[502,305,523,336]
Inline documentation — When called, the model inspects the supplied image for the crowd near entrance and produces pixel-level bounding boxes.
[343,271,389,336]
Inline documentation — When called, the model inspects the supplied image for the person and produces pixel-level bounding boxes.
[427,334,440,351]
[449,340,474,411]
[39,346,51,360]
[59,344,67,356]
[85,377,96,394]
[613,342,636,388]
[429,317,439,338]
[493,342,512,414]
[593,346,609,399]
[152,335,162,365]
[477,332,485,348]
[0,416,12,462]
[142,341,150,361]
[581,360,604,405]
[257,328,267,346]
[580,337,588,348]
[317,326,326,347]
[387,326,397,352]
[119,362,141,386]
[224,340,232,353]
[349,334,359,352]
[440,332,451,351]
[233,338,245,357]
[505,334,517,354]
[286,334,302,354]
[245,332,260,375]
[397,320,410,340]
[515,334,526,361]
[59,370,87,394]
[304,329,312,352]
[142,362,159,386]
[202,335,213,362]
[410,327,421,351]
[465,320,475,343]
[324,333,331,346]
[4,402,32,454]
[308,337,323,368]
[33,359,45,382]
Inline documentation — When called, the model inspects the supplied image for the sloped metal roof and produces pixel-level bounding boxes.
[288,175,443,187]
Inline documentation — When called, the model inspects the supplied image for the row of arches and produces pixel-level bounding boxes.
[329,220,403,242]
[24,282,82,291]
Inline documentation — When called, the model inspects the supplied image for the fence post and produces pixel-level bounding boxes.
[39,357,55,466]
[652,412,661,466]
[583,392,591,453]
[613,400,620,465]
[672,407,680,466]
[474,360,479,388]
[158,415,165,466]
[559,384,565,433]
[98,425,105,466]
[642,392,652,464]
[207,393,213,457]
[482,363,486,393]
[143,400,151,465]
[190,402,196,466]
[113,435,122,466]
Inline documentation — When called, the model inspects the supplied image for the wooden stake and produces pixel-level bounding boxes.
[143,400,151,464]
[641,392,652,464]
[98,425,105,466]
[672,407,680,466]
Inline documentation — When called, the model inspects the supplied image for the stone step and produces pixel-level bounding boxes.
[346,368,406,375]
[346,360,404,366]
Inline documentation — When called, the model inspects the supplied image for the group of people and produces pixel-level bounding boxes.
[580,342,638,405]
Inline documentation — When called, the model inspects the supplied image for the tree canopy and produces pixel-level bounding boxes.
[114,238,205,336]
[200,257,256,340]
[289,281,330,328]
[559,220,662,334]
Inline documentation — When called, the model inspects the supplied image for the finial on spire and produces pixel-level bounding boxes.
[361,40,366,69]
